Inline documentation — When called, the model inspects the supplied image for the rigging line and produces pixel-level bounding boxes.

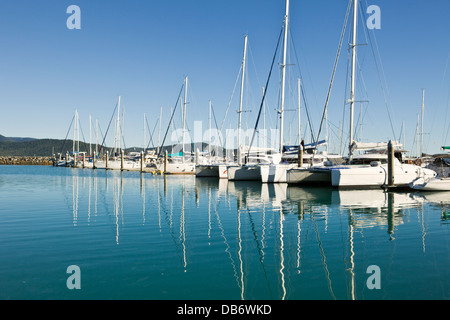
[247,23,284,157]
[247,40,263,94]
[59,114,75,155]
[313,0,352,160]
[157,83,185,158]
[361,0,397,141]
[145,116,157,150]
[289,29,316,142]
[210,102,224,152]
[99,100,118,155]
[440,52,450,145]
[78,118,88,152]
[220,64,243,133]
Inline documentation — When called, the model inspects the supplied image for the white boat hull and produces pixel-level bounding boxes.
[260,163,298,183]
[410,177,450,191]
[158,162,196,175]
[332,163,437,188]
[227,165,261,181]
[195,164,228,178]
[287,167,332,185]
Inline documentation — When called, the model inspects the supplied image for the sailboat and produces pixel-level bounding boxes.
[332,89,437,188]
[157,76,196,175]
[195,101,229,178]
[226,34,274,181]
[410,145,450,191]
[288,0,436,188]
[258,0,312,183]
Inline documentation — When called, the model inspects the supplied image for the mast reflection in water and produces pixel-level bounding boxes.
[0,166,448,299]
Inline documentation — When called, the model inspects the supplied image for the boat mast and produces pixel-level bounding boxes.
[238,35,248,165]
[298,78,301,147]
[209,100,212,154]
[158,107,162,156]
[89,114,92,157]
[182,76,188,162]
[279,0,290,155]
[114,96,121,156]
[421,89,425,158]
[143,113,146,153]
[348,0,358,162]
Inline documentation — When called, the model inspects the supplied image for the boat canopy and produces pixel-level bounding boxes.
[283,140,327,154]
[351,141,403,152]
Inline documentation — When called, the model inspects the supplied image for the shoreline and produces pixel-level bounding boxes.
[0,156,53,166]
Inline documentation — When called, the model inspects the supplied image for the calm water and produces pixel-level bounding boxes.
[0,165,448,300]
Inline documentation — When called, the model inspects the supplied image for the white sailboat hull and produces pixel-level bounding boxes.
[260,163,298,183]
[227,165,261,181]
[331,164,437,188]
[158,162,196,175]
[195,164,228,178]
[410,177,450,191]
[287,167,332,185]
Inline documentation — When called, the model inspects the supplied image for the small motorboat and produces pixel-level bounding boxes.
[410,176,450,191]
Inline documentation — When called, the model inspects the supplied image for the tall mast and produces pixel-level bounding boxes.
[262,86,266,149]
[182,76,188,161]
[279,0,290,155]
[143,113,146,152]
[238,35,248,164]
[349,0,358,161]
[297,78,301,147]
[114,96,121,155]
[209,100,212,154]
[89,114,92,156]
[158,107,162,155]
[421,89,425,158]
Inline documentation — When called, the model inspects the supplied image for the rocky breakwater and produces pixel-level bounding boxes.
[0,156,53,166]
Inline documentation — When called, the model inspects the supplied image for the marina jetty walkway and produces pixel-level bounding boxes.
[0,156,53,166]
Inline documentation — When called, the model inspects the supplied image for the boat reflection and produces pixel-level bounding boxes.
[62,169,446,300]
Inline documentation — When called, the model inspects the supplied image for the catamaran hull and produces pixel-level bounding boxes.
[195,164,228,178]
[331,164,437,188]
[260,164,298,183]
[227,165,261,181]
[157,162,196,175]
[287,168,332,185]
[410,177,450,191]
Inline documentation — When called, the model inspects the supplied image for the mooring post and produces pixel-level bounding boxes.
[387,140,395,187]
[106,151,109,170]
[82,153,85,168]
[164,150,168,174]
[121,150,124,171]
[140,151,144,173]
[298,146,303,168]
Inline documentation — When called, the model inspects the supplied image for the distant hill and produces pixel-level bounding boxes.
[0,134,36,143]
[0,138,91,157]
[0,135,219,157]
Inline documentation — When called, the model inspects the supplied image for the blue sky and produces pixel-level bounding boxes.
[1,0,450,155]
